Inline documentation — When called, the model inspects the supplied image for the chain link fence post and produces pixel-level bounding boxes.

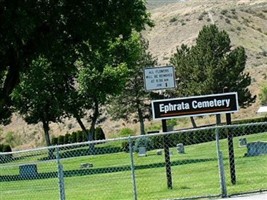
[215,114,227,197]
[129,136,138,200]
[56,147,66,200]
[215,127,227,198]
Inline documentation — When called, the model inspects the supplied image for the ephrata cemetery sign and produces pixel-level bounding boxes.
[152,92,239,120]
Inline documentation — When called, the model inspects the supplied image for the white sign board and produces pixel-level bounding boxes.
[144,66,176,91]
[257,106,267,113]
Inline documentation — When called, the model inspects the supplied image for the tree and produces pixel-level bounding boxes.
[108,34,157,135]
[77,35,137,140]
[0,0,153,124]
[169,25,256,126]
[11,56,73,147]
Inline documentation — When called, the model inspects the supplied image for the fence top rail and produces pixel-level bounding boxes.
[1,121,266,155]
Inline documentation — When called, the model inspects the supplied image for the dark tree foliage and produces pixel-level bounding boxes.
[0,0,152,124]
[108,34,157,135]
[170,24,256,108]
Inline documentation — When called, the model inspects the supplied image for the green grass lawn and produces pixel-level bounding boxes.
[1,132,267,200]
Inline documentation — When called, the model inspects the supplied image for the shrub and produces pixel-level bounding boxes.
[51,137,58,145]
[221,9,228,15]
[151,135,164,149]
[0,144,12,163]
[198,11,207,21]
[121,141,130,152]
[119,128,135,137]
[0,144,4,152]
[169,17,177,23]
[64,133,71,144]
[5,131,14,145]
[225,18,231,24]
[71,132,77,143]
[133,136,153,152]
[3,144,12,152]
[95,127,105,140]
[146,123,161,132]
[167,119,178,127]
[58,135,65,145]
[76,131,84,142]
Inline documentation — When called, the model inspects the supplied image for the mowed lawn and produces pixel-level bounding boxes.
[1,132,267,200]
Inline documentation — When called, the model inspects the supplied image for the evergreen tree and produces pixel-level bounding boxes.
[170,24,256,108]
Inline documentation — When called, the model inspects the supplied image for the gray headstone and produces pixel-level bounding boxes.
[138,146,147,157]
[19,164,38,178]
[239,138,247,147]
[156,149,163,155]
[246,141,267,156]
[177,143,185,154]
[80,163,93,169]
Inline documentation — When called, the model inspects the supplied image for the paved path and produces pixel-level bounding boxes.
[219,192,267,200]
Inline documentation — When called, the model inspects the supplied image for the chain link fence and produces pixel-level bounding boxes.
[1,122,267,200]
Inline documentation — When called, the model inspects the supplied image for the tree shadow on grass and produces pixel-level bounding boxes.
[0,157,216,182]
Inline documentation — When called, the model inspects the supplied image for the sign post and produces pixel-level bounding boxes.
[144,66,176,189]
[151,92,239,190]
[224,87,236,185]
[162,119,173,189]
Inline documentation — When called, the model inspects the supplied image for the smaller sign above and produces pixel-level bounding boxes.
[257,106,267,113]
[144,66,176,91]
[152,92,239,120]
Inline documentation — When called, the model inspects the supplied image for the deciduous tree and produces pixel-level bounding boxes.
[11,56,74,147]
[0,0,152,124]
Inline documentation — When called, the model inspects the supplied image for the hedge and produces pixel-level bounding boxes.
[51,127,106,145]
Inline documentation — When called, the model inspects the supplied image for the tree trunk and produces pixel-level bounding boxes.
[42,119,54,159]
[137,106,145,135]
[42,120,51,146]
[3,50,20,97]
[76,115,88,136]
[190,117,197,128]
[88,98,99,141]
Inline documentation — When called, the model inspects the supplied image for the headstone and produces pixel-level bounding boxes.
[19,164,38,178]
[177,143,185,154]
[138,146,147,157]
[239,138,247,147]
[156,149,163,155]
[80,163,93,169]
[246,141,267,156]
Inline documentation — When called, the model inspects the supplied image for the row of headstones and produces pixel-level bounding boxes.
[138,143,185,157]
[138,139,267,157]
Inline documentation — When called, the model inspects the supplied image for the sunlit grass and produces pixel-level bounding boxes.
[1,132,267,199]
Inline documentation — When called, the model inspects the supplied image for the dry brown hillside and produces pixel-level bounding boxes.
[144,0,267,118]
[1,0,267,150]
